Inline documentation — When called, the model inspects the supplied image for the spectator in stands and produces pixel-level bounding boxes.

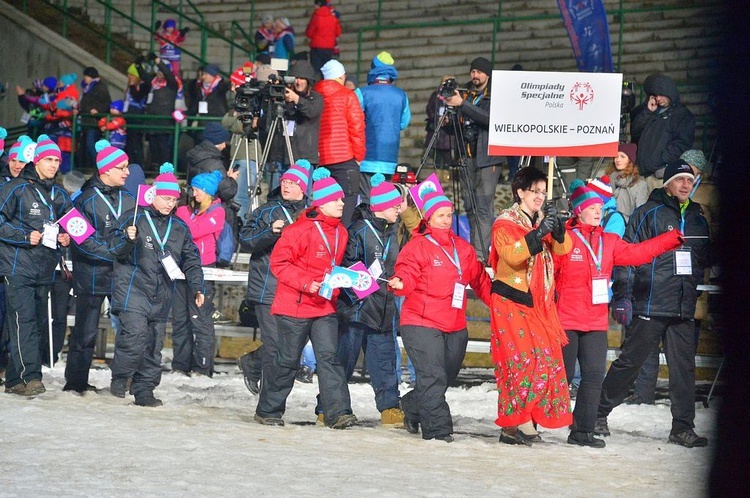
[64,140,135,393]
[554,180,682,448]
[145,57,181,167]
[306,0,342,75]
[78,67,112,169]
[154,19,189,78]
[425,75,455,173]
[124,60,151,166]
[388,187,491,442]
[0,135,72,395]
[172,170,225,377]
[444,57,506,263]
[98,100,127,150]
[190,64,229,119]
[337,174,405,427]
[108,163,204,406]
[358,51,411,202]
[15,77,55,137]
[254,14,276,57]
[598,160,710,448]
[314,59,365,226]
[630,73,695,192]
[273,18,295,61]
[43,73,79,174]
[487,167,572,446]
[237,160,311,394]
[254,167,357,429]
[604,142,648,222]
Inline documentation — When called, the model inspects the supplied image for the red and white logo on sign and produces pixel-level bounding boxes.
[570,82,594,110]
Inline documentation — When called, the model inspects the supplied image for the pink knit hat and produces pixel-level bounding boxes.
[280,159,312,191]
[95,139,129,174]
[33,134,61,163]
[569,179,603,216]
[153,163,180,198]
[369,173,401,212]
[421,186,453,220]
[311,167,344,207]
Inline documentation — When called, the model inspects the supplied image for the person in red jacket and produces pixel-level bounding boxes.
[314,59,365,226]
[554,180,683,448]
[172,170,225,377]
[306,0,342,75]
[389,188,491,442]
[255,167,358,430]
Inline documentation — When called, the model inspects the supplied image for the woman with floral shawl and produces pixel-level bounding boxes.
[488,167,573,445]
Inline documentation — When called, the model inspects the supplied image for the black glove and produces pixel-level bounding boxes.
[538,202,557,237]
[154,19,162,30]
[611,296,633,326]
[148,52,158,62]
[179,27,190,36]
[552,216,566,243]
[134,54,145,65]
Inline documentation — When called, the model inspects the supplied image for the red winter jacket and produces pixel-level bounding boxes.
[305,6,341,49]
[315,79,366,165]
[176,199,225,266]
[553,218,682,332]
[270,208,348,318]
[393,223,492,333]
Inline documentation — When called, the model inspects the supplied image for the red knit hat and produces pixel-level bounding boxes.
[587,176,613,200]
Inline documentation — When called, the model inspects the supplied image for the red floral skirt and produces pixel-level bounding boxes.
[489,294,572,429]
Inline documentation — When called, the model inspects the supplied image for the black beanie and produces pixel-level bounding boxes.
[470,57,492,76]
[83,67,99,78]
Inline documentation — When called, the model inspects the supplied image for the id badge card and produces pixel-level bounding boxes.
[318,272,333,300]
[286,120,296,137]
[592,276,610,305]
[159,251,183,280]
[368,259,383,280]
[674,248,692,275]
[451,282,466,309]
[198,101,208,114]
[42,222,59,249]
[20,112,30,125]
[146,92,154,104]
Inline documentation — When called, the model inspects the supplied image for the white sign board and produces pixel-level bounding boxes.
[488,70,623,157]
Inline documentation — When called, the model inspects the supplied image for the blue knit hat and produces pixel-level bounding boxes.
[60,73,77,87]
[191,170,222,197]
[203,122,230,145]
[43,76,58,91]
[280,159,312,190]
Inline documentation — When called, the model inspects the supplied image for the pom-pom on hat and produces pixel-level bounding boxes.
[680,149,707,172]
[154,162,180,198]
[311,167,344,207]
[0,127,6,157]
[95,139,128,174]
[321,59,346,80]
[34,134,61,163]
[191,170,222,197]
[369,173,401,212]
[587,176,613,200]
[569,179,603,216]
[280,159,312,191]
[662,160,695,187]
[421,186,453,221]
[618,143,637,163]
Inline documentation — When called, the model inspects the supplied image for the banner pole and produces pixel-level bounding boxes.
[547,156,555,201]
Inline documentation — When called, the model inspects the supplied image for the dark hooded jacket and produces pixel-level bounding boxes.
[630,74,695,177]
[613,187,709,319]
[71,175,136,295]
[0,164,72,283]
[337,203,400,333]
[239,188,307,304]
[284,61,323,164]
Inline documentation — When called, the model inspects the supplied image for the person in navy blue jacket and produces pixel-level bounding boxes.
[108,163,204,407]
[0,135,72,396]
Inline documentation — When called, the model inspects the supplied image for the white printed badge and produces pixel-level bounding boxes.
[42,222,59,249]
[159,251,183,280]
[592,276,610,305]
[674,248,692,275]
[198,101,208,114]
[368,259,383,280]
[451,282,466,309]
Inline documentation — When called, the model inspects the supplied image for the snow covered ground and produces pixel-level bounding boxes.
[1,360,715,497]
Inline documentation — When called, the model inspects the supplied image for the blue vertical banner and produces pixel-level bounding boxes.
[557,0,614,73]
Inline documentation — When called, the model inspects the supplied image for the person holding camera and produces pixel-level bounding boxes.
[64,140,136,393]
[444,57,505,263]
[283,60,323,173]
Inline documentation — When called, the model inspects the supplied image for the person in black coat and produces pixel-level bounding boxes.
[0,136,72,395]
[336,174,404,427]
[599,160,710,448]
[79,67,112,168]
[64,140,136,393]
[108,163,204,407]
[145,58,180,167]
[236,160,310,394]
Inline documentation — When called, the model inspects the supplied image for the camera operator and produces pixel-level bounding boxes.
[443,56,505,263]
[282,60,323,179]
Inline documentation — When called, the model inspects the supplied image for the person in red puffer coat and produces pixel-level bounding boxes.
[255,167,358,430]
[554,180,682,449]
[306,0,342,74]
[389,188,491,442]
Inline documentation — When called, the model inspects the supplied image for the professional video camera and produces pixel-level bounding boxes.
[438,77,459,100]
[266,74,296,100]
[234,66,265,123]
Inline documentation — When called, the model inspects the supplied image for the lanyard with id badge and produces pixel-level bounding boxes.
[674,214,693,276]
[425,235,465,309]
[35,187,59,249]
[145,211,182,280]
[364,220,392,280]
[573,229,610,305]
[315,222,339,301]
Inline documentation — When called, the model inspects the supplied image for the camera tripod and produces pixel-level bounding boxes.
[417,105,487,258]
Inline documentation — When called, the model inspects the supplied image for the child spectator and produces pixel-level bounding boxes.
[154,19,189,78]
[98,100,127,150]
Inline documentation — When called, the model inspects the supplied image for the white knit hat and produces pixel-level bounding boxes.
[321,59,346,80]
